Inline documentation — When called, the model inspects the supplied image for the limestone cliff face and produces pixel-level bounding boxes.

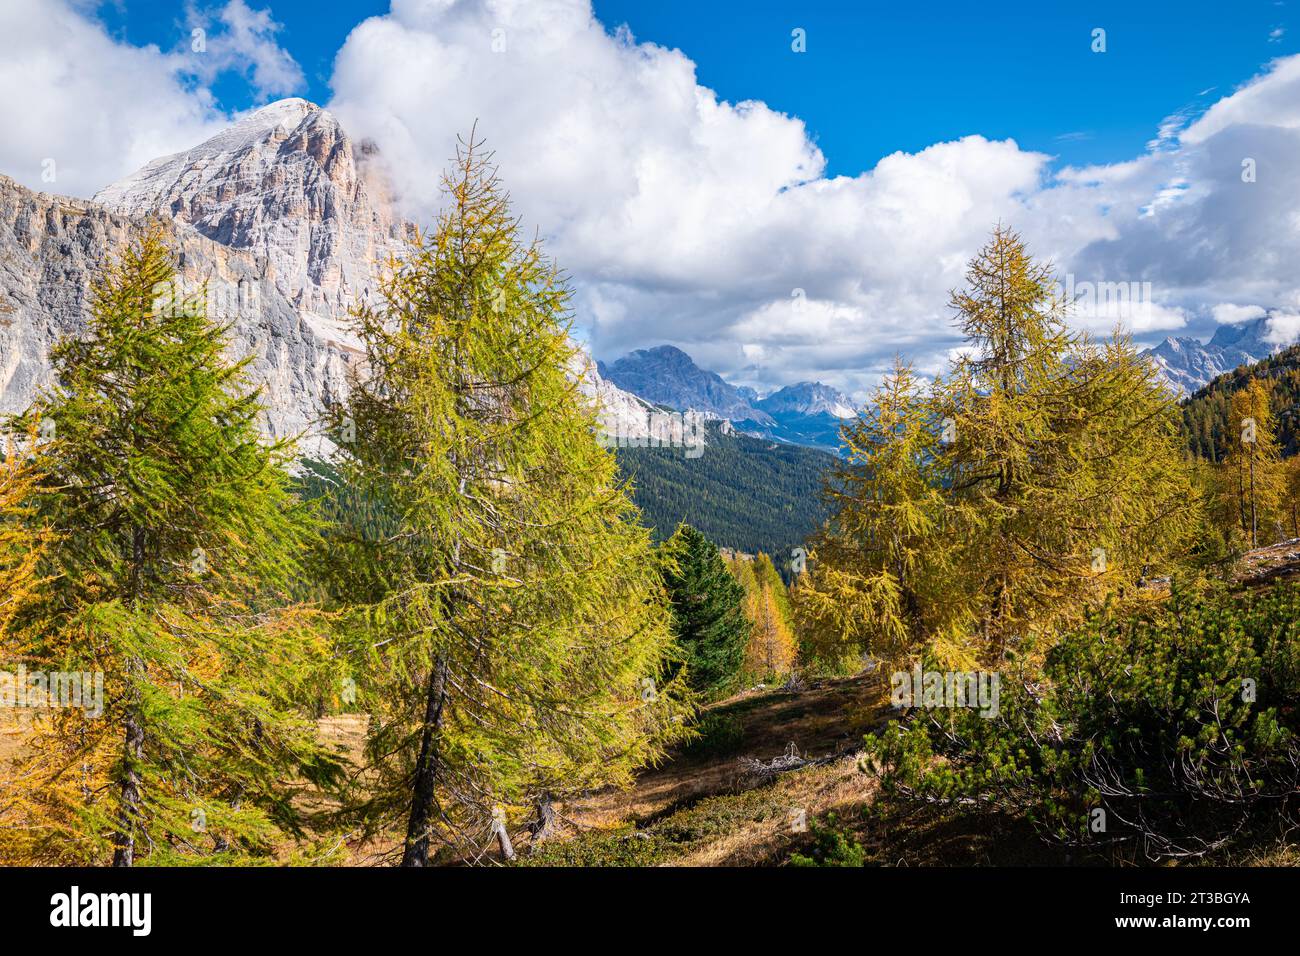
[0,99,408,452]
[0,171,362,451]
[93,97,410,355]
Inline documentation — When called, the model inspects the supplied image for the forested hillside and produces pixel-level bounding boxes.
[616,423,833,557]
[1181,342,1300,460]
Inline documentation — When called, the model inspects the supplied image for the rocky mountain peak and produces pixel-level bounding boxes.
[1206,315,1273,350]
[756,381,856,419]
[1,99,421,451]
[599,345,774,424]
[93,97,409,352]
[1,103,658,458]
[1142,313,1297,396]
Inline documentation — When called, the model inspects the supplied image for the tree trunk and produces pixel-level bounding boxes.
[494,819,516,861]
[114,525,148,867]
[1249,452,1258,549]
[401,656,450,867]
[529,793,558,847]
[111,707,144,867]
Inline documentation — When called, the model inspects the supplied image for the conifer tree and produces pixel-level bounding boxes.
[725,553,796,681]
[799,227,1201,667]
[796,359,968,667]
[752,554,792,617]
[5,230,340,866]
[1287,456,1300,539]
[750,553,797,677]
[330,134,691,867]
[661,524,750,698]
[1065,332,1203,575]
[0,427,45,638]
[0,427,50,866]
[938,227,1199,659]
[725,554,762,677]
[1220,379,1286,548]
[939,228,1077,658]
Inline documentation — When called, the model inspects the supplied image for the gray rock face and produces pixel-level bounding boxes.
[0,172,355,451]
[2,99,407,453]
[599,345,773,424]
[93,98,410,356]
[755,381,856,419]
[572,349,704,452]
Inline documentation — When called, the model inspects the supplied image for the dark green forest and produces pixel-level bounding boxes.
[615,423,832,557]
[1181,342,1300,461]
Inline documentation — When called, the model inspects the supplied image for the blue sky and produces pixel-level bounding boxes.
[94,0,1293,175]
[597,0,1292,173]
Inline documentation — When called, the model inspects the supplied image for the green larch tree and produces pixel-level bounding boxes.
[5,230,341,866]
[750,553,797,677]
[800,227,1202,669]
[1287,455,1300,539]
[329,134,691,867]
[0,426,46,639]
[939,227,1200,660]
[797,358,969,668]
[1221,379,1286,548]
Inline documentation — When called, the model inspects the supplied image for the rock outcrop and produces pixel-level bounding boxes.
[0,171,358,450]
[93,98,409,355]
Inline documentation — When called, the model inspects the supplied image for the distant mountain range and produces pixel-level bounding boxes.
[599,345,856,453]
[600,346,776,423]
[1141,314,1299,396]
[606,318,1300,454]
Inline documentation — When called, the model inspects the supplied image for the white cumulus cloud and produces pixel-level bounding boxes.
[330,0,1300,392]
[0,0,306,198]
[1211,303,1267,325]
[328,0,1093,391]
[1265,312,1300,346]
[185,0,306,102]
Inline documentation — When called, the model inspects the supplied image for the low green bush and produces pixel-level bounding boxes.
[788,812,866,867]
[864,581,1300,861]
